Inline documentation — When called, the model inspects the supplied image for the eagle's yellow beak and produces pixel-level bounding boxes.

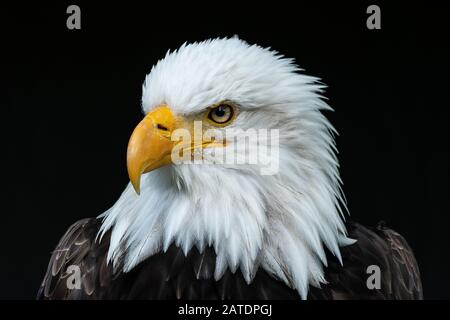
[127,105,176,194]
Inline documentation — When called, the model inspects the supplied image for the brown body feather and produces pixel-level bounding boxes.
[37,218,422,300]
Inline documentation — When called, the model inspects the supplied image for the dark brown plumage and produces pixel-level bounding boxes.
[37,218,422,300]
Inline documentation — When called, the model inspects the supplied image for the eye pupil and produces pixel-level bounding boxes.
[215,106,226,117]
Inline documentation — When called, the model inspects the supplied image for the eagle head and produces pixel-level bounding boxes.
[99,37,353,299]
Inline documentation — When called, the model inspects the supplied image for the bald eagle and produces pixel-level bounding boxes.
[38,38,422,300]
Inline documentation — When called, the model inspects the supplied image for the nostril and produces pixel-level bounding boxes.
[156,124,169,131]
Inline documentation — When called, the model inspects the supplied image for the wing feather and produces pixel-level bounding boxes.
[37,218,109,300]
[378,224,423,299]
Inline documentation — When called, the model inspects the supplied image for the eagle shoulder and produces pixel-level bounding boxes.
[376,223,423,299]
[37,218,112,299]
[322,221,423,299]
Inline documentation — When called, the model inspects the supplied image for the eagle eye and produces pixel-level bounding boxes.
[206,103,235,126]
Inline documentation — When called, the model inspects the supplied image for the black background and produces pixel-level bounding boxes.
[2,2,449,299]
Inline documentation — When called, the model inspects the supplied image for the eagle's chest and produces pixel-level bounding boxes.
[105,245,315,299]
[103,242,381,300]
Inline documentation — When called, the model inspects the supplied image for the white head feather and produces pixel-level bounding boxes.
[99,37,354,299]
